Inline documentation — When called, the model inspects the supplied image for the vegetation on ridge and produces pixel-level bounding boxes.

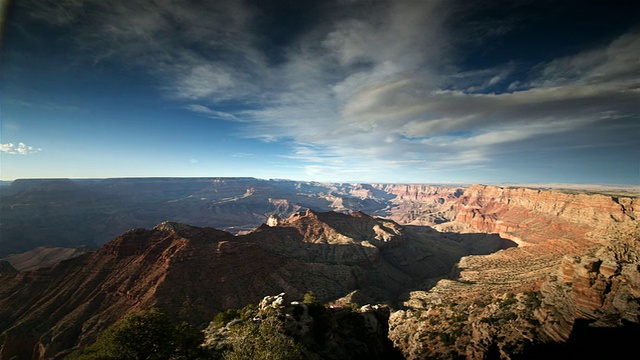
[66,308,205,360]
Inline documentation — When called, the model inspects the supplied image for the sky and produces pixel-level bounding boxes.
[1,0,639,184]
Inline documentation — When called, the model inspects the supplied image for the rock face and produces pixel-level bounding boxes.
[0,261,17,274]
[204,292,402,360]
[387,238,640,359]
[381,184,638,245]
[0,211,508,359]
[443,185,638,245]
[536,240,640,343]
[386,186,639,359]
[373,184,464,225]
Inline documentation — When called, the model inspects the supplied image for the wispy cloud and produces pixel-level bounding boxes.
[16,0,640,180]
[533,31,640,88]
[183,104,240,122]
[1,142,42,155]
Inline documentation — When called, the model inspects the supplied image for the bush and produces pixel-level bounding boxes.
[302,291,319,306]
[213,309,241,328]
[224,316,301,360]
[66,308,205,360]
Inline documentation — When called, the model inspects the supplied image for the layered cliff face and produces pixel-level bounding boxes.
[380,183,638,245]
[0,210,509,359]
[443,184,638,245]
[386,185,639,359]
[372,184,465,225]
[536,237,640,343]
[388,236,640,359]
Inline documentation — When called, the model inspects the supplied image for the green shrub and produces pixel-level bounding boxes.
[66,308,205,360]
[213,309,241,328]
[224,316,301,360]
[302,291,319,306]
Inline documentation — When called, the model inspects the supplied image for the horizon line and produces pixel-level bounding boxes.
[1,176,638,192]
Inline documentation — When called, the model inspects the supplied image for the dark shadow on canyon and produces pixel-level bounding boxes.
[513,319,640,360]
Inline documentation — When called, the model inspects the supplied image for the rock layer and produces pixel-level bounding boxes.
[387,186,639,359]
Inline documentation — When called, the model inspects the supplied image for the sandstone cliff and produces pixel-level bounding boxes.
[386,185,639,359]
[380,183,637,244]
[372,184,465,225]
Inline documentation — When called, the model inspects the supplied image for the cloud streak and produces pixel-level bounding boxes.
[14,0,640,182]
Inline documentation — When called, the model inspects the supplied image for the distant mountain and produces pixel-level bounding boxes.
[1,246,91,271]
[0,178,397,258]
[0,211,510,358]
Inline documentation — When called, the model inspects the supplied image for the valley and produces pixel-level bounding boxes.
[0,178,638,359]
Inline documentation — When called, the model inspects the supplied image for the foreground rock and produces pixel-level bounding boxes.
[388,236,640,359]
[204,292,403,360]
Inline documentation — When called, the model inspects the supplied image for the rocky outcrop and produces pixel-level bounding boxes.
[204,293,402,360]
[0,211,506,359]
[536,238,640,344]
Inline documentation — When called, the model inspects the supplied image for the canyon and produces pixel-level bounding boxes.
[383,184,639,358]
[0,178,638,359]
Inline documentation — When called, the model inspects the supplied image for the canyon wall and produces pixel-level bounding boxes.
[380,183,637,245]
[385,184,639,359]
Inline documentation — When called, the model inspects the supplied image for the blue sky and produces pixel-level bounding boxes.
[1,0,639,184]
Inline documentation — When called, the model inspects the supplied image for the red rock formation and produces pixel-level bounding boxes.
[446,185,638,246]
[379,184,637,247]
[0,223,234,359]
[373,184,464,225]
[537,241,640,344]
[387,186,639,359]
[0,211,495,359]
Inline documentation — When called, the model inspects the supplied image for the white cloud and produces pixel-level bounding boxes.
[1,142,42,155]
[20,0,640,180]
[535,31,640,88]
[183,104,239,122]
